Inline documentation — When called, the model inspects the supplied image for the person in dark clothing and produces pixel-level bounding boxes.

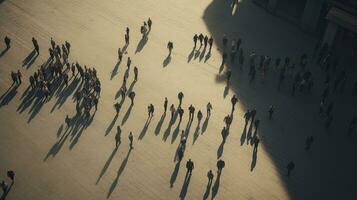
[4,36,11,49]
[32,37,39,54]
[204,35,208,49]
[268,105,274,120]
[244,110,250,126]
[178,107,184,122]
[170,104,175,120]
[129,132,133,148]
[7,170,15,183]
[231,95,238,113]
[178,92,184,107]
[193,34,198,48]
[286,161,295,177]
[186,159,194,176]
[206,102,212,118]
[207,170,214,185]
[198,34,204,46]
[164,97,168,113]
[147,18,152,30]
[115,126,122,147]
[208,36,213,53]
[216,159,225,174]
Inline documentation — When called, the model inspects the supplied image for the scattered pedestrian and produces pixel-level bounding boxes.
[134,66,138,81]
[186,159,194,176]
[4,36,11,49]
[164,97,168,113]
[216,159,225,173]
[115,126,122,147]
[206,102,212,118]
[129,132,133,148]
[286,161,295,177]
[268,105,274,119]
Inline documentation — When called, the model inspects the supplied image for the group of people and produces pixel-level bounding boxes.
[192,33,214,53]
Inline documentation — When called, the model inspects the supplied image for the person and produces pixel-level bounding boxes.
[118,48,123,62]
[206,102,212,118]
[188,104,195,121]
[148,104,152,117]
[224,114,232,129]
[1,180,8,193]
[4,36,11,49]
[170,104,175,120]
[250,109,257,122]
[50,37,56,49]
[129,132,133,148]
[204,35,208,49]
[197,110,203,125]
[177,146,184,161]
[93,97,98,110]
[7,170,15,183]
[167,41,173,55]
[198,34,204,46]
[286,161,295,177]
[186,159,194,176]
[129,91,135,105]
[160,98,167,114]
[268,105,274,120]
[253,136,260,152]
[17,70,22,84]
[305,136,313,151]
[180,134,187,148]
[65,115,71,127]
[114,102,121,114]
[244,110,251,126]
[216,159,225,173]
[254,119,260,132]
[207,170,214,185]
[127,57,131,69]
[115,126,122,147]
[32,37,39,54]
[208,36,213,53]
[193,34,198,48]
[222,34,228,48]
[178,92,184,107]
[125,27,130,45]
[134,66,138,81]
[178,107,184,122]
[221,52,227,67]
[65,41,71,53]
[221,126,228,142]
[231,95,238,113]
[147,18,152,30]
[226,70,232,84]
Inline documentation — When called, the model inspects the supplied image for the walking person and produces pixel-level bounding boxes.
[206,102,212,118]
[208,36,213,53]
[231,95,238,113]
[114,102,121,114]
[65,115,71,127]
[286,161,295,177]
[115,126,122,147]
[118,48,123,62]
[216,159,225,174]
[128,132,133,149]
[17,70,22,84]
[4,36,11,49]
[193,34,198,48]
[207,170,214,185]
[134,66,138,81]
[32,37,39,54]
[129,91,135,105]
[268,105,274,120]
[178,92,184,107]
[7,170,15,183]
[170,104,175,120]
[178,107,184,122]
[197,110,203,126]
[147,18,152,30]
[244,110,251,127]
[188,104,195,122]
[164,97,168,113]
[185,159,194,177]
[167,41,173,56]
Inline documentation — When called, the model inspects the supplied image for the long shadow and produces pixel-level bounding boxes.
[26,54,39,69]
[179,174,192,200]
[44,125,71,161]
[171,121,181,144]
[170,162,181,188]
[0,85,18,107]
[0,47,8,57]
[201,117,210,134]
[204,52,211,63]
[184,120,193,137]
[250,148,258,171]
[135,36,148,54]
[240,125,247,146]
[96,146,119,184]
[107,149,132,199]
[155,112,166,135]
[192,125,200,145]
[121,104,133,125]
[110,60,121,80]
[211,172,221,200]
[138,117,152,140]
[187,47,195,63]
[126,80,136,95]
[22,49,36,67]
[217,140,225,159]
[203,179,212,200]
[163,120,173,141]
[163,55,171,67]
[199,46,207,62]
[105,114,119,135]
[0,181,13,200]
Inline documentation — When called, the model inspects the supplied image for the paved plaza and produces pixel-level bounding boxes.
[0,0,356,199]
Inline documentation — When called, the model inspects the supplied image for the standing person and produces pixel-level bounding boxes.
[118,48,123,62]
[193,34,198,48]
[198,34,204,46]
[93,97,98,111]
[206,102,212,118]
[221,126,228,142]
[286,161,295,177]
[128,132,133,149]
[197,110,203,126]
[208,36,213,53]
[127,57,132,69]
[253,136,260,152]
[17,70,22,84]
[129,91,135,105]
[164,97,168,113]
[170,104,175,120]
[4,36,11,49]
[216,159,225,174]
[115,126,122,147]
[268,105,274,119]
[188,104,195,122]
[114,102,121,114]
[65,115,71,127]
[147,18,152,30]
[244,110,251,127]
[32,37,39,54]
[178,92,184,107]
[167,41,173,55]
[125,27,130,45]
[7,170,15,183]
[207,170,214,185]
[305,136,313,151]
[133,66,138,81]
[50,37,56,49]
[224,114,232,129]
[186,159,194,176]
[231,95,238,113]
[204,35,208,49]
[226,70,232,85]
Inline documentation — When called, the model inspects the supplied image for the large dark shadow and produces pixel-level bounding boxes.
[138,116,152,140]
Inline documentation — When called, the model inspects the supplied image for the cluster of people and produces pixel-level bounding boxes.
[10,70,22,85]
[192,33,214,53]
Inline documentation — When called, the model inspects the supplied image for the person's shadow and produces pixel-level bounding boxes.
[96,146,119,184]
[179,172,192,200]
[187,47,195,63]
[192,125,200,145]
[203,178,213,200]
[105,114,119,135]
[163,54,171,67]
[155,112,166,135]
[204,52,211,63]
[107,148,132,199]
[211,171,221,200]
[135,35,148,54]
[171,121,181,144]
[217,140,225,159]
[201,116,210,134]
[110,60,122,80]
[0,47,9,57]
[138,116,152,140]
[0,181,14,200]
[250,148,258,171]
[170,161,181,188]
[223,84,229,98]
[121,104,134,125]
